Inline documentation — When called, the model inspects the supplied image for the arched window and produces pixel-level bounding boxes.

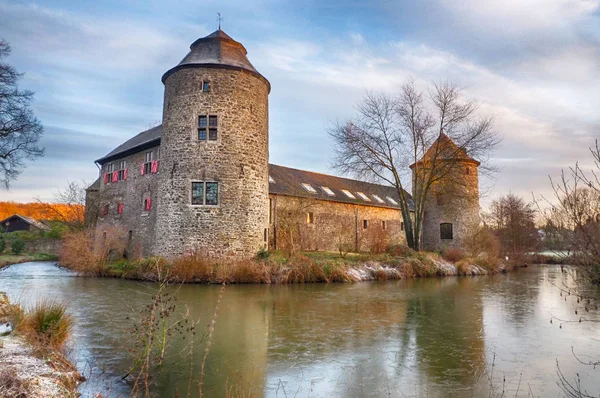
[440,223,453,240]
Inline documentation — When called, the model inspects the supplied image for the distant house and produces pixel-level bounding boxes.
[0,214,51,233]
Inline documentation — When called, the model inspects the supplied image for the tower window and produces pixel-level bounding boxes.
[440,223,453,240]
[363,220,368,229]
[198,115,218,141]
[191,181,219,206]
[382,220,387,230]
[102,204,109,216]
[201,81,210,92]
[466,167,470,175]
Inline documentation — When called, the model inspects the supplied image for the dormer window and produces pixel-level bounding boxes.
[386,196,398,205]
[341,189,356,199]
[201,81,210,92]
[321,186,335,196]
[356,192,371,202]
[372,194,385,204]
[269,176,275,184]
[301,183,317,194]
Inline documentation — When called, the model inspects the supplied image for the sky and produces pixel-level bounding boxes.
[1,0,599,206]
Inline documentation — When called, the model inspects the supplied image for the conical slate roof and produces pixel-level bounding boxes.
[410,132,480,169]
[161,29,269,90]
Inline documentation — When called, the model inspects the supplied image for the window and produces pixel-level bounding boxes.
[198,115,218,141]
[264,228,268,242]
[341,189,356,199]
[301,183,317,194]
[269,198,273,224]
[321,186,335,196]
[104,163,115,184]
[386,196,398,205]
[102,204,109,216]
[201,81,210,92]
[209,116,218,141]
[144,198,152,211]
[363,219,368,229]
[269,176,275,184]
[356,192,371,202]
[191,182,219,206]
[307,212,314,224]
[372,194,385,204]
[440,223,453,240]
[117,203,124,214]
[382,220,387,230]
[118,160,127,181]
[466,167,470,175]
[401,222,405,230]
[142,151,153,175]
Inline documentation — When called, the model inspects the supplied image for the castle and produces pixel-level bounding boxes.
[85,29,480,258]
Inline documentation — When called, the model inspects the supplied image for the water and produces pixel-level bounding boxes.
[1,262,599,397]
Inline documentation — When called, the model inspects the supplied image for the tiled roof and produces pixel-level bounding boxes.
[0,214,51,230]
[161,29,269,91]
[411,133,480,168]
[95,125,162,164]
[269,164,413,210]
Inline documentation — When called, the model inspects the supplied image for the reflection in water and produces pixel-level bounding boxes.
[1,263,599,397]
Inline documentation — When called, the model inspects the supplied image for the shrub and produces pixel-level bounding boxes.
[25,300,73,348]
[10,238,25,255]
[441,247,465,263]
[461,223,501,259]
[60,227,127,275]
[386,244,415,257]
[256,248,270,259]
[0,237,5,253]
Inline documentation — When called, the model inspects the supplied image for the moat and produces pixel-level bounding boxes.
[1,262,599,397]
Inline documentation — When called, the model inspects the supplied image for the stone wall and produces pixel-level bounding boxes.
[269,194,406,253]
[155,67,270,258]
[420,161,480,251]
[93,144,161,258]
[24,238,62,256]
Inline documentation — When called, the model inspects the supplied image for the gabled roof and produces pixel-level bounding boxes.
[0,214,51,230]
[269,164,413,210]
[95,124,162,165]
[161,29,270,91]
[410,133,480,168]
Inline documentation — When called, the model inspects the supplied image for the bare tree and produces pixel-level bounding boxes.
[538,140,600,284]
[35,181,88,231]
[487,193,539,261]
[0,39,44,187]
[329,79,499,251]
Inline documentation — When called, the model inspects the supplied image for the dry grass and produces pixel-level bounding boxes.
[441,247,466,263]
[60,227,127,276]
[0,369,32,398]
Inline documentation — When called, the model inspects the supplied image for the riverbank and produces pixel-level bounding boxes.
[0,253,58,270]
[0,293,83,397]
[62,248,509,284]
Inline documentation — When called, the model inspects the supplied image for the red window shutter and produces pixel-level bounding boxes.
[151,160,158,173]
[124,169,128,180]
[112,171,118,182]
[141,163,145,175]
[103,173,108,184]
[148,198,152,210]
[144,198,152,211]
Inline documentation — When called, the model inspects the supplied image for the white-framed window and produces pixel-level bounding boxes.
[301,183,317,194]
[321,186,335,196]
[386,196,398,205]
[356,192,371,201]
[143,151,153,175]
[372,194,385,204]
[201,80,210,92]
[341,189,356,199]
[269,176,275,184]
[191,181,219,206]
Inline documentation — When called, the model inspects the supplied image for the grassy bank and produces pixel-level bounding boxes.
[62,247,508,284]
[0,293,83,397]
[0,253,59,270]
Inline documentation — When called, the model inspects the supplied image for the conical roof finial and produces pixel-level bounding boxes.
[217,12,223,30]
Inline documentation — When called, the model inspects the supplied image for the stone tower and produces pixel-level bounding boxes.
[155,29,270,258]
[412,133,480,251]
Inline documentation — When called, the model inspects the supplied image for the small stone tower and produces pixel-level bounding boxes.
[413,133,480,251]
[155,29,270,258]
